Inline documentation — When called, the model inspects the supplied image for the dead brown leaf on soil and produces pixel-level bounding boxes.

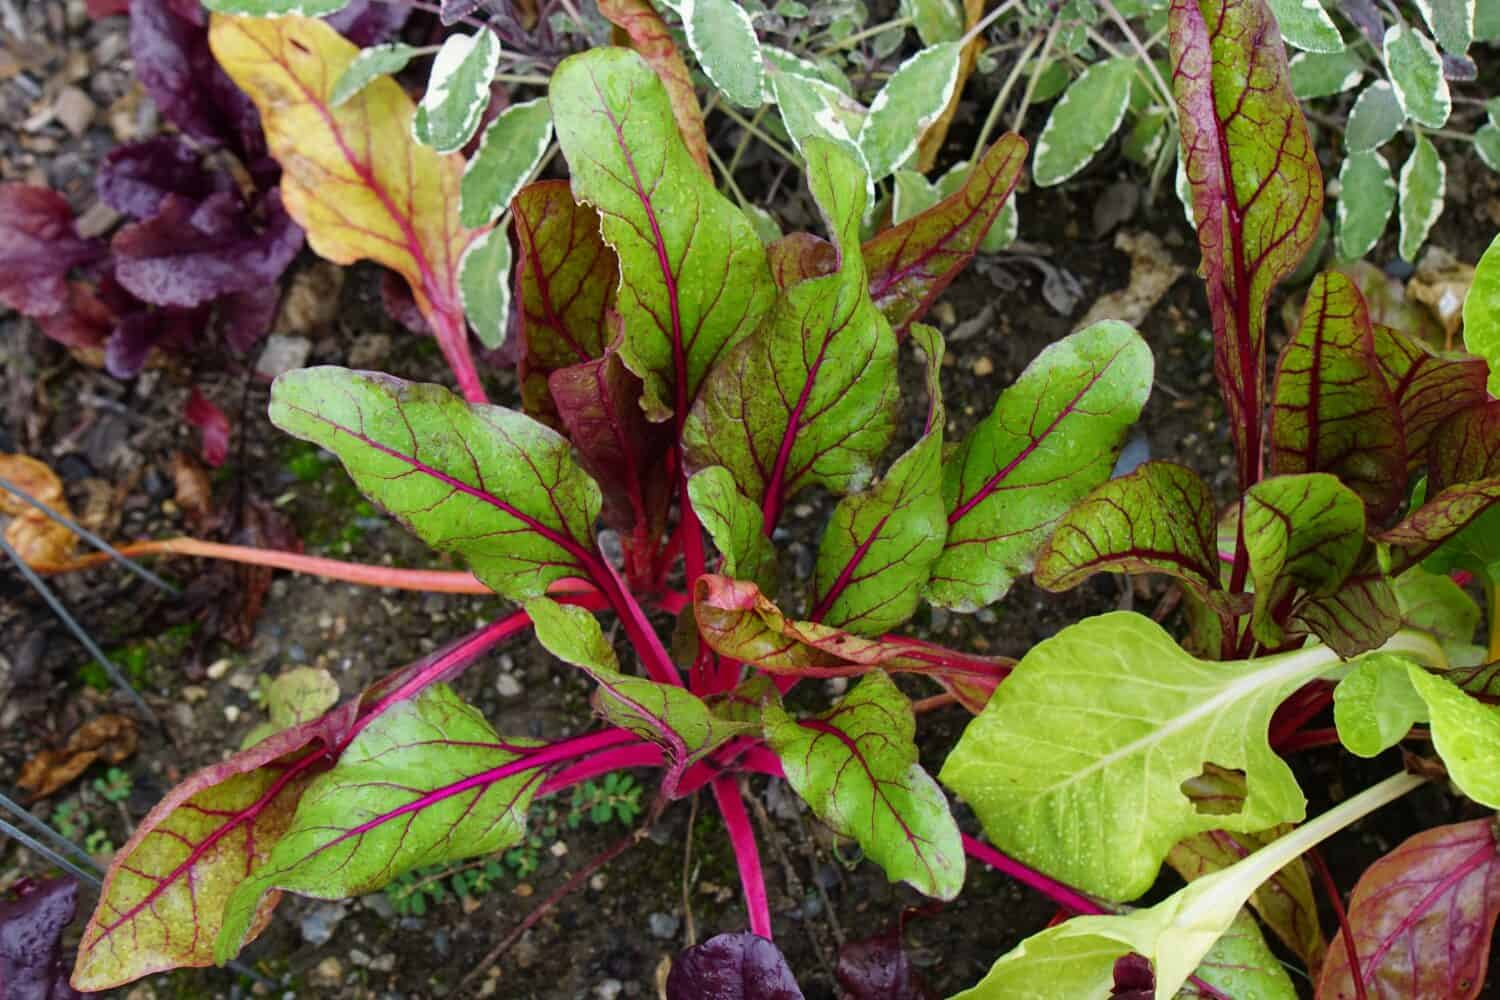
[1074,231,1185,331]
[0,452,78,569]
[18,713,138,800]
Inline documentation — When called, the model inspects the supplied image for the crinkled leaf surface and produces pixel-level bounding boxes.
[1242,473,1366,647]
[1288,554,1401,657]
[1398,133,1445,261]
[1169,0,1322,488]
[928,321,1152,612]
[550,47,775,420]
[857,43,962,182]
[835,921,934,1000]
[96,135,218,220]
[268,367,601,601]
[1384,22,1451,127]
[210,14,486,397]
[528,597,744,789]
[203,0,349,11]
[809,324,945,635]
[411,30,501,153]
[666,933,804,1000]
[1269,271,1405,518]
[0,184,105,319]
[1035,460,1221,598]
[688,466,780,593]
[215,684,541,961]
[2,878,80,1000]
[765,671,964,899]
[1315,819,1500,1000]
[1033,57,1136,187]
[683,140,896,521]
[460,97,554,228]
[1465,233,1500,396]
[941,612,1324,900]
[598,0,710,174]
[864,134,1026,336]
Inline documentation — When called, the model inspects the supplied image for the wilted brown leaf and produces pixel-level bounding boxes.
[171,450,216,530]
[0,453,78,569]
[18,714,139,800]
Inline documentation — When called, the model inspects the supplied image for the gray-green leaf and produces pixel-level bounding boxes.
[1267,0,1345,52]
[332,43,426,107]
[458,223,512,349]
[411,30,502,153]
[460,98,553,228]
[658,0,765,108]
[1033,57,1136,187]
[1397,133,1445,261]
[1336,151,1396,261]
[1414,0,1475,54]
[1383,23,1451,128]
[858,42,964,181]
[1344,80,1404,151]
[1289,49,1364,98]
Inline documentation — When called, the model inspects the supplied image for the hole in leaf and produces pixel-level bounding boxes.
[1180,763,1247,816]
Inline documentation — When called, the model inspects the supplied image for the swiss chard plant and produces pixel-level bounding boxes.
[58,10,1133,988]
[941,0,1500,995]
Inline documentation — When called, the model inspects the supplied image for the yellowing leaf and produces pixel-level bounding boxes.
[209,15,489,402]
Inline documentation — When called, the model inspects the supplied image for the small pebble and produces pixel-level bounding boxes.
[595,979,624,1000]
[300,902,348,946]
[496,674,523,698]
[311,957,343,987]
[181,685,208,704]
[589,874,608,891]
[223,705,240,723]
[549,840,568,858]
[205,659,231,680]
[972,356,994,376]
[647,912,679,940]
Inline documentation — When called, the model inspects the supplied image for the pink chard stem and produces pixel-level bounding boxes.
[961,834,1107,916]
[712,776,773,939]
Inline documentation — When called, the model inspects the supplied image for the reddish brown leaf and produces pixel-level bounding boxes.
[18,716,138,801]
[598,0,710,175]
[1371,323,1489,469]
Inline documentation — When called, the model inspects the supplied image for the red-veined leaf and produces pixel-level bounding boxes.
[1431,400,1500,488]
[1169,0,1323,488]
[766,232,837,290]
[597,0,710,175]
[550,47,775,421]
[209,14,489,402]
[863,134,1026,337]
[688,466,780,592]
[268,367,603,602]
[1314,818,1500,999]
[1269,271,1405,520]
[1378,404,1500,568]
[1371,323,1489,471]
[215,684,544,962]
[1288,555,1400,657]
[684,140,897,527]
[928,321,1153,612]
[765,671,964,899]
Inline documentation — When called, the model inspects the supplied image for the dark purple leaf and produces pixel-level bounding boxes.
[112,191,303,308]
[0,184,107,318]
[381,270,431,336]
[836,923,935,1000]
[185,387,231,467]
[1338,0,1384,47]
[323,0,409,46]
[1111,953,1154,999]
[96,136,220,220]
[667,933,804,1000]
[0,877,83,1000]
[1442,53,1478,81]
[105,305,205,379]
[217,284,282,355]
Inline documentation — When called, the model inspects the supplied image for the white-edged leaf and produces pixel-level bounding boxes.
[857,43,963,181]
[982,197,1018,252]
[770,69,868,176]
[1175,153,1196,227]
[1383,23,1451,128]
[1345,80,1404,151]
[458,223,512,349]
[1267,0,1345,52]
[892,169,942,225]
[1476,124,1500,172]
[411,30,501,153]
[1397,134,1445,261]
[202,0,348,12]
[1336,150,1396,260]
[1289,49,1364,98]
[659,0,765,108]
[901,0,963,45]
[1033,57,1135,187]
[1414,0,1475,54]
[460,98,553,228]
[332,43,426,107]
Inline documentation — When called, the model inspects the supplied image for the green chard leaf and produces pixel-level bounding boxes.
[656,0,765,108]
[216,684,542,961]
[1035,460,1224,599]
[1032,57,1137,187]
[1345,80,1404,152]
[941,611,1334,901]
[1398,134,1446,261]
[1334,653,1431,756]
[928,321,1153,612]
[857,43,964,181]
[809,324,947,635]
[1466,234,1500,395]
[411,30,501,153]
[550,47,775,420]
[1242,473,1366,647]
[1269,270,1405,518]
[1384,23,1451,128]
[460,98,553,228]
[1393,567,1482,659]
[765,671,964,899]
[1169,0,1323,490]
[1380,402,1500,568]
[688,466,780,593]
[268,368,601,601]
[864,134,1027,335]
[527,597,746,790]
[684,140,897,523]
[331,42,426,107]
[1336,151,1397,261]
[1267,0,1345,51]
